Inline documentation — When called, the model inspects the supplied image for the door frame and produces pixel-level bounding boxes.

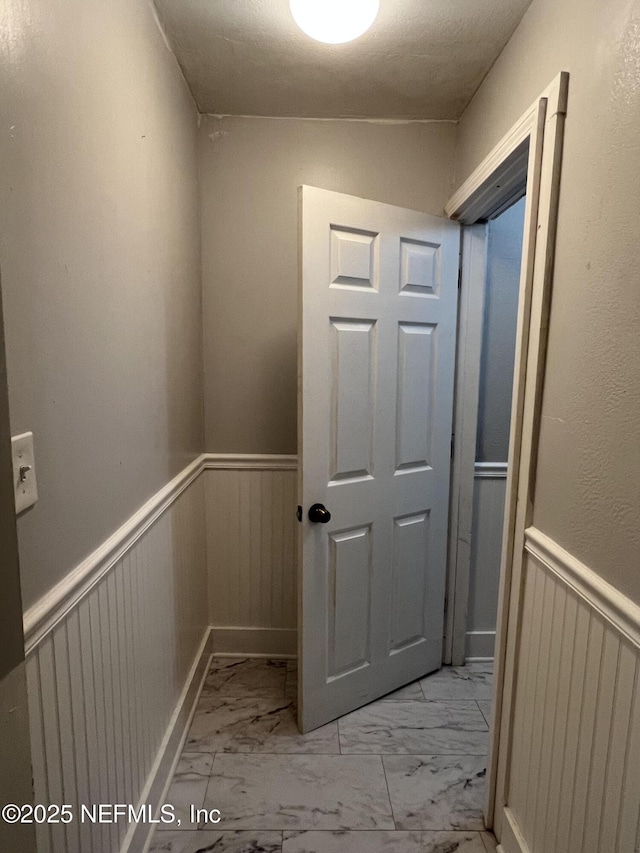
[444,71,569,835]
[444,222,488,666]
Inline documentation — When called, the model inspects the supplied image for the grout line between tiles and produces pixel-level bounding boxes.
[380,753,399,830]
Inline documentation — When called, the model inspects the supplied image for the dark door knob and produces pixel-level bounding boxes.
[308,503,331,524]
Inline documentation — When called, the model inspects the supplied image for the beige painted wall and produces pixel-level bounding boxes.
[199,115,457,454]
[0,0,204,608]
[456,0,640,604]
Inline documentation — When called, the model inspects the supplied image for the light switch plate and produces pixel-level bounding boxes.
[11,431,38,514]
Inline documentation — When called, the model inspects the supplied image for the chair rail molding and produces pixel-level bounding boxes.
[524,526,640,648]
[23,455,206,654]
[203,453,298,470]
[23,453,300,654]
[474,461,508,479]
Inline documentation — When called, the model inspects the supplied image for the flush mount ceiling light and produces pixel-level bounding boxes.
[290,0,379,44]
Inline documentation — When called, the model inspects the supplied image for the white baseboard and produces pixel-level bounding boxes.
[210,626,297,657]
[497,807,531,853]
[466,630,496,659]
[125,627,212,853]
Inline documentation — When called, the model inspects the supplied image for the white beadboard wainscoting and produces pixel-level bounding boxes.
[22,460,210,853]
[467,462,507,659]
[204,454,298,657]
[499,527,640,853]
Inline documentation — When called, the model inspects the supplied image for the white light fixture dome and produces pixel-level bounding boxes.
[290,0,379,44]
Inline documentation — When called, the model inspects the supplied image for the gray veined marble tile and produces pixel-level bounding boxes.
[284,663,298,700]
[157,753,213,831]
[185,694,339,754]
[379,681,425,701]
[419,666,494,701]
[203,754,395,830]
[149,829,282,852]
[202,657,287,698]
[476,700,492,727]
[282,830,488,852]
[383,755,487,830]
[338,700,489,754]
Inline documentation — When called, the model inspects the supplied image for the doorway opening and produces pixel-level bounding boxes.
[444,73,568,841]
[296,72,568,845]
[467,197,526,663]
[447,194,527,670]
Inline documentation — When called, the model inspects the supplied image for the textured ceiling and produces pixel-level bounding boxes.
[153,0,532,119]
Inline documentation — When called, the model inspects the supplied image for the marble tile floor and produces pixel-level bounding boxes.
[150,658,497,853]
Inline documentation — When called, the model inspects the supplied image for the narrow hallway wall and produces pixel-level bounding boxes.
[454,0,640,847]
[456,0,640,605]
[0,0,204,609]
[198,115,457,455]
[0,3,209,851]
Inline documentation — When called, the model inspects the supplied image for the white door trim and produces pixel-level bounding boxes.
[444,224,487,666]
[445,71,569,838]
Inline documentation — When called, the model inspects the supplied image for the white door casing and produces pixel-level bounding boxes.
[445,72,568,839]
[298,186,460,732]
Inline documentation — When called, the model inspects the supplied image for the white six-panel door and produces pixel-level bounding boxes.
[298,186,460,732]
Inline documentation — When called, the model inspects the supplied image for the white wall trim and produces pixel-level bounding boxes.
[23,454,207,654]
[203,453,298,471]
[25,475,208,853]
[445,72,570,835]
[127,631,212,853]
[205,113,457,125]
[474,462,508,479]
[446,104,537,224]
[126,628,211,853]
[525,527,640,650]
[23,453,299,654]
[466,630,497,660]
[210,627,297,657]
[497,806,531,853]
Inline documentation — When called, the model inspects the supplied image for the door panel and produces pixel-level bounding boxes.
[329,319,376,482]
[396,322,436,471]
[328,525,373,679]
[390,511,431,652]
[299,186,460,732]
